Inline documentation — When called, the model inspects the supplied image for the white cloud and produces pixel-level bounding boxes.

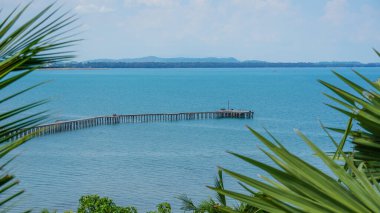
[108,0,297,60]
[231,0,289,12]
[322,0,347,25]
[75,3,115,13]
[2,0,377,62]
[123,0,178,7]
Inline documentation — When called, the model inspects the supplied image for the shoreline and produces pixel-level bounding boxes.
[38,68,110,71]
[39,66,380,70]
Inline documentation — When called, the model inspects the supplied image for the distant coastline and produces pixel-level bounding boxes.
[38,68,109,71]
[47,62,380,69]
[47,57,380,69]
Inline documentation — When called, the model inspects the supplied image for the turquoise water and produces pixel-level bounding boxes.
[3,67,378,212]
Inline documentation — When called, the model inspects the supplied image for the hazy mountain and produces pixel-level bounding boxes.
[316,61,362,65]
[49,57,380,68]
[87,56,240,63]
[242,59,267,63]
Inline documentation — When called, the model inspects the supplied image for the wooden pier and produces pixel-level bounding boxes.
[10,110,253,139]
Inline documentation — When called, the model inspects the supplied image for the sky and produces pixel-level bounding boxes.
[1,0,380,62]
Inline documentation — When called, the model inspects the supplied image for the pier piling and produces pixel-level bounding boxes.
[9,110,253,139]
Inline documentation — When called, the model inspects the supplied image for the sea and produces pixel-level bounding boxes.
[2,67,378,212]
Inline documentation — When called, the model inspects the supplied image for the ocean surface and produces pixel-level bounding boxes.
[2,67,378,212]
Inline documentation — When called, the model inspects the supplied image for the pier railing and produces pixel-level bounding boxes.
[10,110,254,139]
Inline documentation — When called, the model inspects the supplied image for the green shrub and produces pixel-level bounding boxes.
[78,195,137,213]
[146,202,172,213]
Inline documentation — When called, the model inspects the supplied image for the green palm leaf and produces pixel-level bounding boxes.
[0,2,79,210]
[207,67,380,212]
[210,126,380,212]
[319,58,380,178]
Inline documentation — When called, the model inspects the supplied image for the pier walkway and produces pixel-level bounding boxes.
[12,110,254,139]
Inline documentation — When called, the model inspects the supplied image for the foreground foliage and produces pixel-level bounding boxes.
[0,2,78,210]
[178,170,264,213]
[210,126,380,212]
[41,195,173,213]
[319,65,380,178]
[206,68,380,212]
[78,195,138,213]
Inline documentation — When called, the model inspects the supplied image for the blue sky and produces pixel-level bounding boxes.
[1,0,380,62]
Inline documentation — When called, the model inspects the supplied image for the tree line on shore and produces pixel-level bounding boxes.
[47,61,380,69]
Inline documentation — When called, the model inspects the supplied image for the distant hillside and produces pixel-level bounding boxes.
[87,56,240,63]
[47,57,380,69]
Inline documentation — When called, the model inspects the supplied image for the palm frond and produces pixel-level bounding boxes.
[210,126,380,212]
[177,194,198,211]
[0,2,79,210]
[214,170,226,206]
[319,65,380,178]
